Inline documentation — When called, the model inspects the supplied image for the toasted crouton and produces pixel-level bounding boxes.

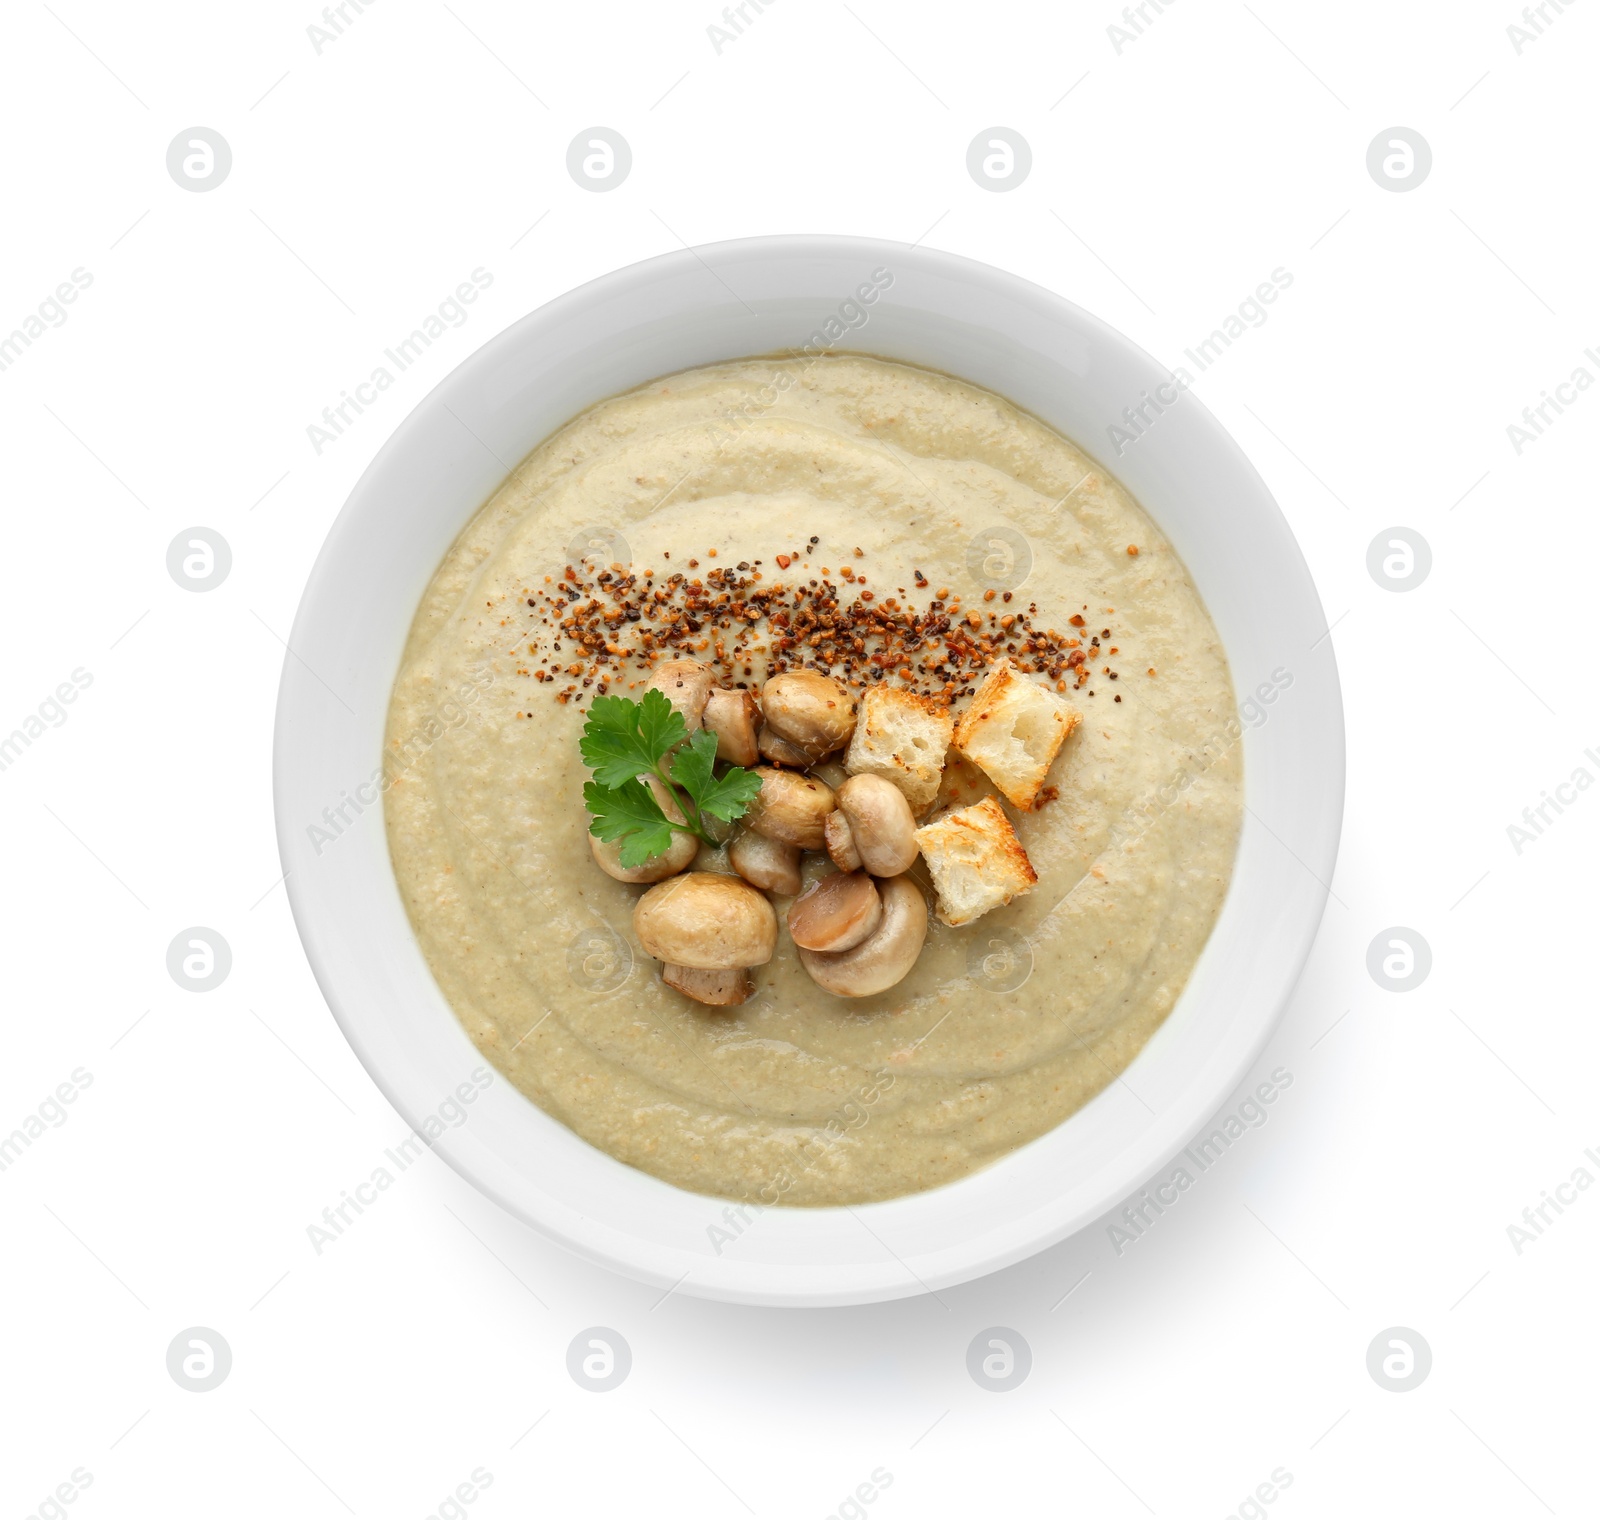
[844,686,953,813]
[952,659,1080,809]
[914,796,1037,927]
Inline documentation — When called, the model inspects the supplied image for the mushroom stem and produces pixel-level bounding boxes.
[823,810,862,873]
[663,964,753,1007]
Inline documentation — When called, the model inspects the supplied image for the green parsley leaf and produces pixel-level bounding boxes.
[579,690,765,863]
[579,689,687,789]
[673,730,765,821]
[665,726,718,802]
[583,778,676,868]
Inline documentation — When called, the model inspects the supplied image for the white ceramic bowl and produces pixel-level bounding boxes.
[274,235,1343,1307]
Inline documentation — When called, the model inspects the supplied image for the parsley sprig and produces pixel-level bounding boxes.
[580,690,764,868]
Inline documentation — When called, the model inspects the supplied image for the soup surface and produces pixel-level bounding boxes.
[384,355,1243,1205]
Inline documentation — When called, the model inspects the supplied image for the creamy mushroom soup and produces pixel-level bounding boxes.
[384,354,1244,1206]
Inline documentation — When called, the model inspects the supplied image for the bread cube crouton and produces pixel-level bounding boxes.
[952,659,1080,809]
[843,686,953,813]
[914,796,1037,927]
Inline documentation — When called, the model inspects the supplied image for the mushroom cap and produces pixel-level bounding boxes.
[588,775,698,883]
[798,875,928,997]
[835,772,919,877]
[646,658,713,730]
[729,828,803,896]
[633,871,778,969]
[746,766,835,850]
[703,688,760,767]
[758,724,815,768]
[760,670,857,756]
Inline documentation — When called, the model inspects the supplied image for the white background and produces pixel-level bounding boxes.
[2,1,1596,1516]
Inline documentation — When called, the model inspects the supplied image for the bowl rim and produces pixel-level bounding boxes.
[274,233,1344,1306]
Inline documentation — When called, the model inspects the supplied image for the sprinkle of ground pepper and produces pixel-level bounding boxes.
[508,546,1123,705]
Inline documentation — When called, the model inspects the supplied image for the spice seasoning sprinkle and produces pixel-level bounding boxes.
[513,549,1129,707]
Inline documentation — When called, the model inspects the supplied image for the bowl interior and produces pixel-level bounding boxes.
[274,236,1342,1307]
